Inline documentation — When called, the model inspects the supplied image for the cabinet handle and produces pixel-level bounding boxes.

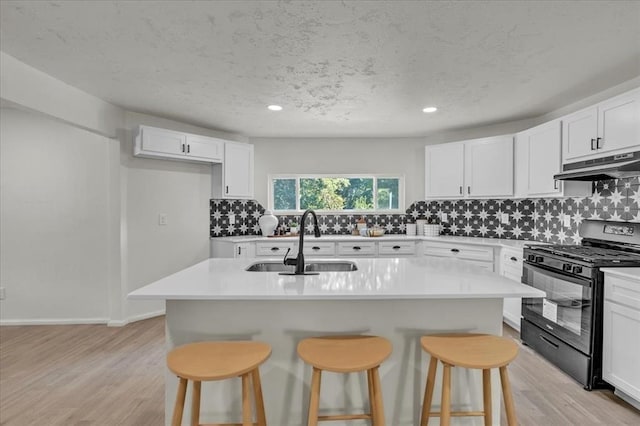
[459,186,463,195]
[467,186,470,195]
[539,334,559,349]
[510,256,518,262]
[226,185,229,194]
[312,246,320,250]
[238,247,242,256]
[596,137,603,149]
[554,180,558,190]
[393,245,401,250]
[186,144,190,153]
[590,138,596,150]
[451,248,460,253]
[270,247,280,251]
[353,246,362,250]
[182,143,186,153]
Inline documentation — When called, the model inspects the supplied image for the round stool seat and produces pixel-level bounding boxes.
[297,335,392,373]
[420,333,518,369]
[167,341,272,381]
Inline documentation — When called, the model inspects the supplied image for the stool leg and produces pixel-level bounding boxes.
[420,356,438,426]
[367,369,376,424]
[371,366,385,426]
[242,373,252,426]
[172,377,188,426]
[482,369,492,426]
[191,380,201,426]
[307,367,322,426]
[440,364,452,426]
[251,368,267,426]
[500,366,518,426]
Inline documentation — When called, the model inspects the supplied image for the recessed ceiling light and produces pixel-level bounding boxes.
[422,106,438,113]
[267,105,283,111]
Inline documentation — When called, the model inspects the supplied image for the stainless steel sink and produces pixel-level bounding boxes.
[245,261,357,272]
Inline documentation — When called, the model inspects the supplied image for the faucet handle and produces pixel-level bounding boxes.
[283,248,295,265]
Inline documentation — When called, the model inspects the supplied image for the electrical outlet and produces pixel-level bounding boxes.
[158,213,168,226]
[441,213,448,223]
[228,215,236,225]
[501,213,509,224]
[563,215,571,228]
[0,287,5,300]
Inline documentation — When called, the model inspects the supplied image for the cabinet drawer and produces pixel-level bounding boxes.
[337,242,377,256]
[303,242,335,256]
[604,273,640,310]
[423,243,494,262]
[501,248,523,279]
[255,242,295,256]
[378,241,416,255]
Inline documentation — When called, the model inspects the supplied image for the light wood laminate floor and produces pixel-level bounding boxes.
[1,317,638,425]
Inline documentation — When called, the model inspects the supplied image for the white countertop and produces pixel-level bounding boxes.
[213,234,541,250]
[601,267,640,281]
[128,257,545,301]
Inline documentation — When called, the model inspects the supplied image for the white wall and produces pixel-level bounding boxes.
[0,108,113,323]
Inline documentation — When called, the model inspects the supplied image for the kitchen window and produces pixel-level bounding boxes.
[268,174,404,213]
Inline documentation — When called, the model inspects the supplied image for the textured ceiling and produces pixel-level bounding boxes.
[1,1,639,137]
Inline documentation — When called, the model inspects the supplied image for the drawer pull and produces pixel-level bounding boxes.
[270,247,280,252]
[539,334,559,349]
[510,256,518,262]
[353,246,362,250]
[451,248,460,253]
[590,138,596,150]
[312,246,320,250]
[392,245,401,250]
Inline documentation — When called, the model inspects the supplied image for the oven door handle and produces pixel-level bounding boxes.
[523,262,592,288]
[539,334,559,349]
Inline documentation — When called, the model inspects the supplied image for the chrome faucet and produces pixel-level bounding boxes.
[281,209,321,275]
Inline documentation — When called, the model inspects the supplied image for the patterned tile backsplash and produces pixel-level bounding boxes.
[211,176,640,244]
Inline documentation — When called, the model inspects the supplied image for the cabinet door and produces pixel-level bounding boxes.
[562,107,599,162]
[603,301,640,401]
[598,89,640,155]
[425,143,464,198]
[224,143,254,198]
[186,134,224,162]
[465,136,513,197]
[527,121,562,196]
[139,126,186,157]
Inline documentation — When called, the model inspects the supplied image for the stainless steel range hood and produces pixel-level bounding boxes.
[554,151,640,181]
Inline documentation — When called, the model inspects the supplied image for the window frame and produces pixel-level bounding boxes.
[267,173,405,214]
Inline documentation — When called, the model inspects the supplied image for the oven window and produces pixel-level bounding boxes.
[523,268,592,337]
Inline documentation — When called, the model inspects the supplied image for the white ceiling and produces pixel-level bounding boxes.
[1,1,639,138]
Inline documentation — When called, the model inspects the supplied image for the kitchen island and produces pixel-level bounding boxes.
[129,257,545,426]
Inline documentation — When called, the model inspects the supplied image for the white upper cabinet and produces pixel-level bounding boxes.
[515,120,591,198]
[134,125,224,163]
[425,142,464,198]
[465,135,513,197]
[212,141,254,199]
[425,136,513,199]
[562,88,640,163]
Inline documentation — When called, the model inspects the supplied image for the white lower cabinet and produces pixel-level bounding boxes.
[337,241,377,256]
[210,240,255,258]
[255,241,295,257]
[378,241,416,256]
[603,272,640,406]
[422,241,494,271]
[499,247,524,331]
[303,242,336,256]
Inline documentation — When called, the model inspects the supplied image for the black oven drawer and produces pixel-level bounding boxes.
[521,319,591,388]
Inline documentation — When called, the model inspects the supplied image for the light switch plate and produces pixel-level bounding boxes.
[228,215,236,225]
[563,215,571,228]
[501,213,509,224]
[158,213,168,226]
[441,213,448,223]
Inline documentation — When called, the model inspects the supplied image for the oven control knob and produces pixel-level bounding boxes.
[534,256,544,263]
[572,266,583,274]
[527,254,536,262]
[563,263,573,272]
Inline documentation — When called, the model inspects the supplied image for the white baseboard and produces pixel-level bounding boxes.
[0,317,109,326]
[0,310,165,327]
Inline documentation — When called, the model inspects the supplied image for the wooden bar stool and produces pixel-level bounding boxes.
[167,341,271,426]
[297,335,392,426]
[420,334,519,426]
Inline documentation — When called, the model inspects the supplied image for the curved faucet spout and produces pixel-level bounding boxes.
[282,209,321,275]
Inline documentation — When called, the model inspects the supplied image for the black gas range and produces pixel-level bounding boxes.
[521,220,640,390]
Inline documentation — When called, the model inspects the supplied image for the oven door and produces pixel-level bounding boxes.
[522,262,593,354]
